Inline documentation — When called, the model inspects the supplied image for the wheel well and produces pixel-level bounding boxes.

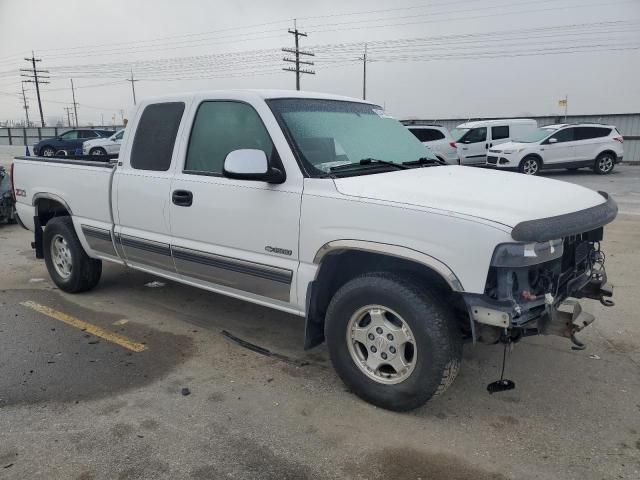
[597,150,617,159]
[35,197,70,226]
[304,249,461,349]
[521,153,543,165]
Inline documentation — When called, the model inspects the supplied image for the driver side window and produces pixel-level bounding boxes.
[461,127,487,143]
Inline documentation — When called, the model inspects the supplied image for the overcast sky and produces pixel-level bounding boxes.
[1,0,639,125]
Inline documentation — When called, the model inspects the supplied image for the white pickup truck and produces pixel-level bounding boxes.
[12,90,617,411]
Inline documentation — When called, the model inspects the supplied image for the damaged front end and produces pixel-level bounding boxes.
[463,193,618,349]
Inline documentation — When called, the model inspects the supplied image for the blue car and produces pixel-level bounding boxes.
[33,129,115,157]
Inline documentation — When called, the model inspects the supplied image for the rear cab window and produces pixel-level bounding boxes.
[130,102,185,171]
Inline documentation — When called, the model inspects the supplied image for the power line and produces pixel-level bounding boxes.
[282,20,315,90]
[20,51,48,127]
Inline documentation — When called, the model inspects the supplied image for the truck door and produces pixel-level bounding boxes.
[169,100,301,305]
[113,101,186,274]
[458,127,487,165]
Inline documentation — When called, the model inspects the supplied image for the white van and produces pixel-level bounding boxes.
[451,119,537,165]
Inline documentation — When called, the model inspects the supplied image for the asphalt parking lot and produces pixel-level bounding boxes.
[0,148,639,479]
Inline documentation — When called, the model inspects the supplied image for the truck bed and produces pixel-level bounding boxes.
[13,156,115,232]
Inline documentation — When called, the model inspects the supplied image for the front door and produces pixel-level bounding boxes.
[458,127,488,165]
[113,101,186,274]
[541,127,576,166]
[169,100,301,305]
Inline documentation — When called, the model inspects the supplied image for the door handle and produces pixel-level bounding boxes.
[172,190,193,207]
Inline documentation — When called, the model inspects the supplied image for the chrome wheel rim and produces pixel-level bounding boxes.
[346,305,417,385]
[91,149,104,155]
[50,234,72,279]
[42,148,55,157]
[598,156,613,172]
[523,158,538,175]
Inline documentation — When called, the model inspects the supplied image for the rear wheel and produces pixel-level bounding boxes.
[89,147,106,156]
[43,217,102,293]
[325,273,462,411]
[41,146,56,157]
[594,152,615,175]
[519,156,541,175]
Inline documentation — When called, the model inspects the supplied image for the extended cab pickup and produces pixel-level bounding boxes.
[12,90,617,411]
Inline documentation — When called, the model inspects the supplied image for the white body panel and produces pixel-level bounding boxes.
[454,119,537,165]
[11,90,612,319]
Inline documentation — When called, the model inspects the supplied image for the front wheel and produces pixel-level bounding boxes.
[41,146,56,157]
[594,153,615,175]
[43,216,102,293]
[519,156,541,175]
[325,273,462,411]
[89,147,106,156]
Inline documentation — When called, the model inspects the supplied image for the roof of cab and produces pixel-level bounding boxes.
[137,89,373,106]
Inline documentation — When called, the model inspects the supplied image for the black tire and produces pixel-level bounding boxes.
[518,156,541,175]
[41,146,56,157]
[593,152,615,175]
[43,216,102,293]
[89,147,107,156]
[325,273,462,411]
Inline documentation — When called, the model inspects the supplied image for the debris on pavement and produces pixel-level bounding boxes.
[589,354,601,360]
[181,387,191,396]
[144,281,166,288]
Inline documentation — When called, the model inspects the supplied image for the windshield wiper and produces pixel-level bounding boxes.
[402,157,444,167]
[330,157,409,172]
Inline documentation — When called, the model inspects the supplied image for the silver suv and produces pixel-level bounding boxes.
[406,125,460,165]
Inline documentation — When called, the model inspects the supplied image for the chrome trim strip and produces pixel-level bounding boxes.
[118,234,174,271]
[172,245,292,301]
[81,225,117,257]
[313,239,464,292]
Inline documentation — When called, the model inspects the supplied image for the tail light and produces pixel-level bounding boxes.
[9,162,15,201]
[613,136,623,143]
[449,141,457,149]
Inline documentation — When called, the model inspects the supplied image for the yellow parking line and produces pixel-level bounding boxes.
[20,301,147,353]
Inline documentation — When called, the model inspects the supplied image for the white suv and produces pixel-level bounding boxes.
[406,125,459,164]
[487,123,624,175]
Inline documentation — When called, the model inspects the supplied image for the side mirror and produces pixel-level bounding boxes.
[223,149,285,184]
[548,137,558,144]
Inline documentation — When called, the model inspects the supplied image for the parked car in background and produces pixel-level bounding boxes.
[83,129,125,156]
[406,125,459,164]
[452,119,537,165]
[486,123,624,175]
[33,129,115,157]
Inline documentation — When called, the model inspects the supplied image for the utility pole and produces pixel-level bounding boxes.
[282,20,315,90]
[64,107,73,127]
[20,51,49,127]
[70,79,79,127]
[101,113,105,126]
[126,70,138,105]
[358,43,368,100]
[20,82,30,126]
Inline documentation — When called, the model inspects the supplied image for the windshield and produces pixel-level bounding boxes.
[267,99,437,176]
[450,128,469,141]
[514,127,557,143]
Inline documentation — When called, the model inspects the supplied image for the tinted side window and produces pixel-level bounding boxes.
[185,101,275,175]
[574,126,611,140]
[131,102,185,171]
[491,125,509,140]
[461,127,487,143]
[548,128,574,143]
[78,131,97,138]
[60,130,78,140]
[429,129,445,140]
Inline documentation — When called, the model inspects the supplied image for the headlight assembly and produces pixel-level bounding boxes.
[491,239,563,267]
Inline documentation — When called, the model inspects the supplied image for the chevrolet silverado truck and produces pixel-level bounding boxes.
[12,90,617,411]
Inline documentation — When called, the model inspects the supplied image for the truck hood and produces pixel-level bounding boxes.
[333,166,606,228]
